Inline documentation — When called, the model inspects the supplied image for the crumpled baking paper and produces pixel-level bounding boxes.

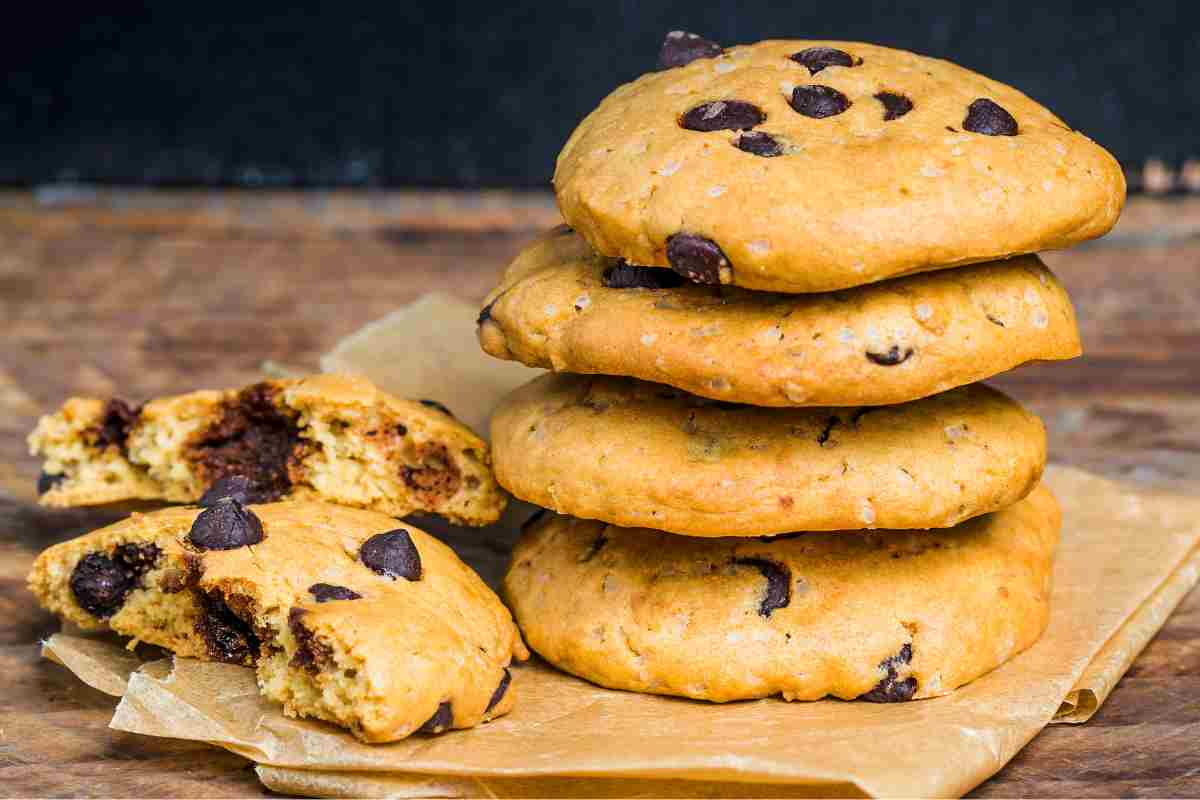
[40,292,1200,798]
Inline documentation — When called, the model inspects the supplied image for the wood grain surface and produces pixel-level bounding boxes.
[1,191,1198,798]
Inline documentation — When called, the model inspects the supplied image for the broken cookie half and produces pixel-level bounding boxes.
[29,374,505,526]
[29,499,528,742]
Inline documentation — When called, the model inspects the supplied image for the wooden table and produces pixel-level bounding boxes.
[2,189,1198,797]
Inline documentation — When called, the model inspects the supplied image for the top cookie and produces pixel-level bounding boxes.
[555,37,1125,293]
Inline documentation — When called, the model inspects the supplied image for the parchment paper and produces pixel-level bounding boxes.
[40,293,1200,798]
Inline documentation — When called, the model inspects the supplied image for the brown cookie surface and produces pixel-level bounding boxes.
[477,227,1081,407]
[504,485,1059,703]
[554,39,1124,293]
[491,373,1046,537]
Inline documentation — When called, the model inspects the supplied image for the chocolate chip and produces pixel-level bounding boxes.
[789,85,851,119]
[602,263,685,290]
[188,499,264,550]
[360,529,422,581]
[666,234,730,285]
[70,553,134,618]
[419,399,455,417]
[874,91,913,121]
[859,643,918,702]
[477,300,496,326]
[789,47,856,75]
[658,30,722,69]
[680,101,765,132]
[198,475,264,507]
[419,701,454,734]
[197,591,260,664]
[186,383,301,503]
[735,558,791,617]
[485,668,512,713]
[68,543,162,618]
[91,398,140,454]
[37,471,65,495]
[986,314,1006,327]
[849,407,879,427]
[816,416,841,446]
[963,98,1018,136]
[308,583,362,602]
[735,131,784,157]
[865,346,914,366]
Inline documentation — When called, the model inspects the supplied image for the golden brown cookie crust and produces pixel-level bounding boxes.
[554,40,1125,293]
[491,374,1045,536]
[505,484,1058,703]
[478,227,1080,406]
[28,374,505,526]
[28,501,528,742]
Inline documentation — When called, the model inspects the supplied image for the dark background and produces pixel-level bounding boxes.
[4,2,1194,188]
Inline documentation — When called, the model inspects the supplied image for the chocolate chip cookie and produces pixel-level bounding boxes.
[478,227,1080,406]
[29,500,528,742]
[555,38,1125,293]
[504,483,1058,702]
[29,374,504,526]
[491,373,1044,536]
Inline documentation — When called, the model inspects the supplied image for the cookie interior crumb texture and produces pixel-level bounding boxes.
[28,374,505,526]
[28,501,528,742]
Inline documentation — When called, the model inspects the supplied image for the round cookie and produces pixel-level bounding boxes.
[492,374,1045,537]
[478,227,1080,406]
[554,38,1125,293]
[504,483,1059,703]
[29,499,528,742]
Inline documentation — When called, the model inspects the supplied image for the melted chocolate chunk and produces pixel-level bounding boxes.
[198,475,264,507]
[308,583,362,602]
[188,499,264,550]
[680,100,765,132]
[70,554,131,617]
[789,47,856,75]
[865,346,914,366]
[602,263,685,290]
[658,30,722,69]
[37,471,65,495]
[849,407,879,427]
[485,668,512,713]
[91,398,140,454]
[419,399,455,417]
[288,607,332,673]
[419,701,454,734]
[789,85,851,118]
[875,91,913,121]
[401,443,463,502]
[360,529,422,581]
[69,543,162,618]
[734,558,791,617]
[187,383,301,502]
[735,131,784,157]
[666,234,730,285]
[197,592,260,664]
[858,642,918,702]
[963,98,1018,136]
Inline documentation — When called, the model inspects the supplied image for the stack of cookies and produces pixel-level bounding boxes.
[27,375,527,741]
[479,35,1125,703]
